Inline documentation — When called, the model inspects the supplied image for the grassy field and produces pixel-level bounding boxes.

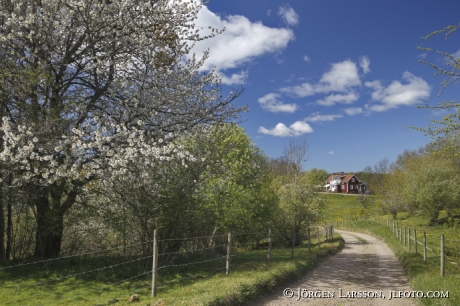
[322,193,460,306]
[0,234,344,305]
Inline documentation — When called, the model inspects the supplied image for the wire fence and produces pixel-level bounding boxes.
[335,215,460,278]
[0,225,336,300]
[385,219,460,278]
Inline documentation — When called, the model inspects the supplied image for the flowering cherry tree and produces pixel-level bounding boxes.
[0,0,245,258]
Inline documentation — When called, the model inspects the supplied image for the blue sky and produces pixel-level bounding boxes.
[188,0,460,173]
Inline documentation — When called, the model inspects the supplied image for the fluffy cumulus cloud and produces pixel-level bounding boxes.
[258,121,313,137]
[304,112,343,122]
[188,5,294,78]
[344,107,363,116]
[365,72,431,112]
[303,55,311,62]
[278,5,299,26]
[257,58,371,112]
[258,93,298,113]
[328,151,334,155]
[280,60,362,105]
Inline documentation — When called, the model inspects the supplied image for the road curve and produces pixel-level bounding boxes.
[246,230,415,306]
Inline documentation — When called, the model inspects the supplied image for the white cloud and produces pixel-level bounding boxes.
[365,71,431,112]
[258,121,313,137]
[344,107,363,116]
[328,151,334,155]
[359,56,371,74]
[278,5,299,26]
[258,93,298,113]
[304,112,343,122]
[281,60,361,98]
[303,55,311,62]
[317,92,359,106]
[189,6,294,73]
[318,60,362,92]
[220,71,248,85]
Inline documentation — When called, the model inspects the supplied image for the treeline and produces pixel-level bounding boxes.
[366,136,460,225]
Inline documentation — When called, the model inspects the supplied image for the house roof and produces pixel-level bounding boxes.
[325,173,367,184]
[325,172,347,183]
[341,174,355,182]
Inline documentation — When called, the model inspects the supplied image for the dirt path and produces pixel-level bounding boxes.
[247,230,416,306]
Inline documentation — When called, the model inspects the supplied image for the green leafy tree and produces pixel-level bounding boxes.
[376,170,408,219]
[271,139,324,246]
[404,155,460,224]
[192,124,276,236]
[304,168,329,190]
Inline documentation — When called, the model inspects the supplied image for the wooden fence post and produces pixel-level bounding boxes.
[317,226,320,247]
[403,227,406,246]
[423,231,427,263]
[396,223,398,239]
[308,227,311,253]
[226,232,232,275]
[407,228,411,252]
[408,228,411,252]
[151,229,158,297]
[414,229,417,254]
[267,226,272,263]
[440,234,445,278]
[331,224,334,239]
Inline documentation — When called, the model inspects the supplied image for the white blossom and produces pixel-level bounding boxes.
[0,0,245,188]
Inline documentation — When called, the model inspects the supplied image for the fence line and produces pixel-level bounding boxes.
[0,224,336,299]
[151,225,335,297]
[339,216,459,278]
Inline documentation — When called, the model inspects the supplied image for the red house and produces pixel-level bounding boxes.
[324,172,368,194]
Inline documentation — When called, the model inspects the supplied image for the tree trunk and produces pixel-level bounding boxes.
[4,173,13,260]
[0,176,5,260]
[33,185,78,259]
[34,212,65,258]
[34,193,65,258]
[6,194,13,260]
[429,211,439,225]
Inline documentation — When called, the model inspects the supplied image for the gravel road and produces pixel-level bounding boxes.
[246,230,416,306]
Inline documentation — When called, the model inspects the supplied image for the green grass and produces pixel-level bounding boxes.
[0,237,344,306]
[322,193,460,306]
